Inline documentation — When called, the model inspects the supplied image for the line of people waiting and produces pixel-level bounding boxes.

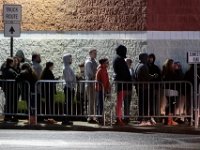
[113,45,197,126]
[0,46,198,126]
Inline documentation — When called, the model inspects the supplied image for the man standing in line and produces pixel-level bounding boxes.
[31,52,43,119]
[85,49,98,123]
[134,53,157,126]
[113,45,132,126]
[148,53,161,121]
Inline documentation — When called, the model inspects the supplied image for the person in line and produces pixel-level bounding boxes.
[85,49,98,123]
[134,53,157,126]
[15,50,31,64]
[40,61,57,124]
[173,61,186,124]
[76,63,86,116]
[31,52,42,79]
[62,53,76,125]
[13,56,21,74]
[123,58,134,124]
[162,59,183,125]
[2,57,19,122]
[113,45,132,126]
[147,53,161,124]
[95,58,110,125]
[31,52,43,119]
[16,63,38,124]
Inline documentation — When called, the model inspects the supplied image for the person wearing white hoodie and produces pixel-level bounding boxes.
[62,53,76,125]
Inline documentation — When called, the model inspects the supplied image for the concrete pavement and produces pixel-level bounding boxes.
[0,118,200,135]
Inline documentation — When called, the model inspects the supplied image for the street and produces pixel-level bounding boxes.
[0,130,199,150]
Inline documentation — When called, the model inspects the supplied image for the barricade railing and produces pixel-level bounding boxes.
[0,79,30,122]
[0,79,197,127]
[34,80,105,125]
[111,81,193,126]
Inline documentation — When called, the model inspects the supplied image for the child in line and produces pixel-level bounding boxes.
[95,58,110,125]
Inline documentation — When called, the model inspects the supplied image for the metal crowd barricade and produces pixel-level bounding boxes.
[34,80,105,125]
[110,81,193,126]
[0,79,30,122]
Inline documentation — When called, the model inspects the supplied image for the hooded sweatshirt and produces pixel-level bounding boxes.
[134,53,153,81]
[15,50,25,61]
[63,54,76,89]
[148,53,161,81]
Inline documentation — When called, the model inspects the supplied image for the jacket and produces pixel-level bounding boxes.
[134,53,153,82]
[63,54,76,89]
[95,64,110,92]
[112,45,132,91]
[41,68,56,97]
[85,57,98,80]
[32,61,42,79]
[2,66,18,80]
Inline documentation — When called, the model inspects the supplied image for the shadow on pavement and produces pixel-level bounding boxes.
[0,119,200,135]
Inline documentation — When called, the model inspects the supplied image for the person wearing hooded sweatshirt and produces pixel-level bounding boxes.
[134,53,157,126]
[148,53,161,123]
[148,53,161,82]
[15,50,31,64]
[62,54,76,125]
[113,45,132,126]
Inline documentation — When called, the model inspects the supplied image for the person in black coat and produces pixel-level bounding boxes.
[40,62,56,115]
[112,45,132,126]
[16,63,38,124]
[134,53,157,125]
[2,57,19,122]
[148,53,161,122]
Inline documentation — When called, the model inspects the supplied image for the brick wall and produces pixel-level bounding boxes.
[0,0,146,31]
[147,0,200,31]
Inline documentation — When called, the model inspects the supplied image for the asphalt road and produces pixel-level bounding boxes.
[0,130,200,150]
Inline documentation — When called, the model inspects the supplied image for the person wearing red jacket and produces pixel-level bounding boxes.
[95,58,110,124]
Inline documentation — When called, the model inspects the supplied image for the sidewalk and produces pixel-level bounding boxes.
[0,118,200,135]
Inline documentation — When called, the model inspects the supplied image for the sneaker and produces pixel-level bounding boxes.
[150,117,156,125]
[62,120,73,125]
[175,118,184,124]
[167,117,178,126]
[138,121,148,126]
[45,119,57,124]
[146,121,152,126]
[88,119,98,124]
[171,120,178,126]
